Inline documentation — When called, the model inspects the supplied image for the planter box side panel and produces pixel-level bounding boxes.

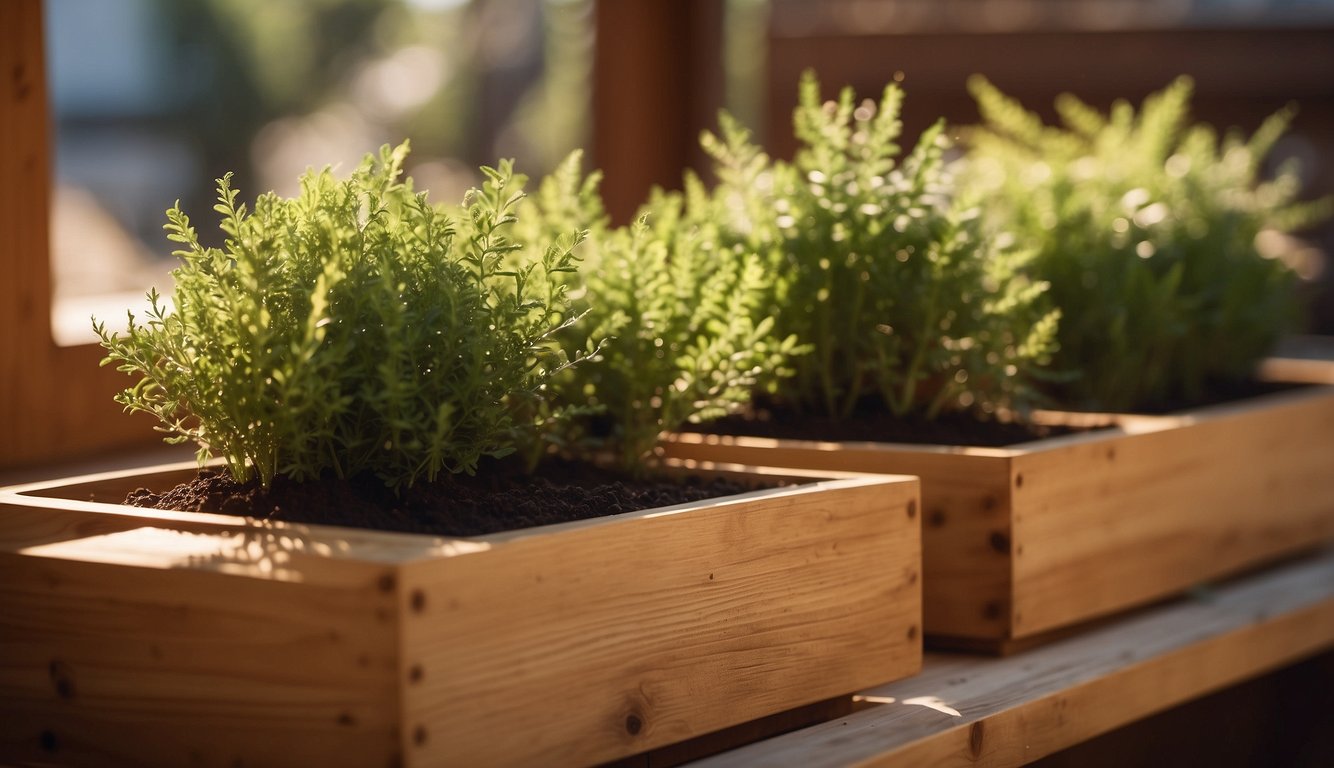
[1012,390,1334,638]
[397,478,923,767]
[0,506,402,768]
[660,436,1015,641]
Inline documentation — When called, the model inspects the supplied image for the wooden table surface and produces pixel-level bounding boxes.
[688,548,1334,767]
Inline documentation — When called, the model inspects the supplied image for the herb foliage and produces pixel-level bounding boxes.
[95,143,585,489]
[966,76,1331,410]
[523,153,802,472]
[702,72,1059,421]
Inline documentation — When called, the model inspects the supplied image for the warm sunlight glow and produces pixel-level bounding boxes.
[902,696,962,717]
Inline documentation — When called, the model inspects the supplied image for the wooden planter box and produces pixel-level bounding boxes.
[663,374,1334,652]
[0,463,921,767]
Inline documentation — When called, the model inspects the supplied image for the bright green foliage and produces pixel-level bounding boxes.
[94,143,585,489]
[966,76,1331,411]
[702,72,1059,421]
[522,153,802,472]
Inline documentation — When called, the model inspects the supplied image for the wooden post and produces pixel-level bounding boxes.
[0,0,159,471]
[593,0,723,224]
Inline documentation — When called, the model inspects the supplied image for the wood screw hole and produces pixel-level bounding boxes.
[906,500,917,519]
[48,660,74,700]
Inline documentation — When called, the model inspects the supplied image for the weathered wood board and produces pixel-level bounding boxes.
[0,463,921,767]
[663,381,1334,648]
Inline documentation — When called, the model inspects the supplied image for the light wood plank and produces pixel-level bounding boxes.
[1012,386,1334,636]
[0,552,402,767]
[688,548,1334,768]
[662,436,1016,640]
[397,477,922,766]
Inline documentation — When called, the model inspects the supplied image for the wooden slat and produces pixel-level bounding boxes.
[397,476,922,766]
[1011,386,1334,636]
[688,548,1334,768]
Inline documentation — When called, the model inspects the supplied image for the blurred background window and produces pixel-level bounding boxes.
[46,0,595,344]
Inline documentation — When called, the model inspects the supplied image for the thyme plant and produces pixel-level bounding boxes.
[95,143,585,489]
[966,76,1331,410]
[704,73,1059,421]
[522,153,802,472]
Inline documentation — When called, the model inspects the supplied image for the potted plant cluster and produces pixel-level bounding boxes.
[662,73,1334,650]
[0,144,921,767]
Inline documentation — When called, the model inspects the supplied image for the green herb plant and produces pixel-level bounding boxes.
[521,153,803,473]
[966,76,1331,411]
[95,142,587,489]
[702,72,1060,422]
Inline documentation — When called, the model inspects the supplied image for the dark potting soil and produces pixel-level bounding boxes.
[689,398,1085,447]
[691,379,1312,448]
[1122,378,1307,415]
[126,459,759,537]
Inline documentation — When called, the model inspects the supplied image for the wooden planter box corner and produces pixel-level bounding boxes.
[0,463,921,766]
[663,376,1334,652]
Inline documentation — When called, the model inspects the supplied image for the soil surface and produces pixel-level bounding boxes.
[690,398,1085,447]
[1124,378,1306,415]
[126,459,758,537]
[690,381,1310,447]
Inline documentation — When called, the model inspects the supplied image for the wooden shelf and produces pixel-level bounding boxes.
[687,549,1334,767]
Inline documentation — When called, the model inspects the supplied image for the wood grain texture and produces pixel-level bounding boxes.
[397,476,922,766]
[0,546,401,767]
[662,436,1015,640]
[0,466,922,767]
[1012,386,1334,636]
[662,380,1334,645]
[688,548,1334,768]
